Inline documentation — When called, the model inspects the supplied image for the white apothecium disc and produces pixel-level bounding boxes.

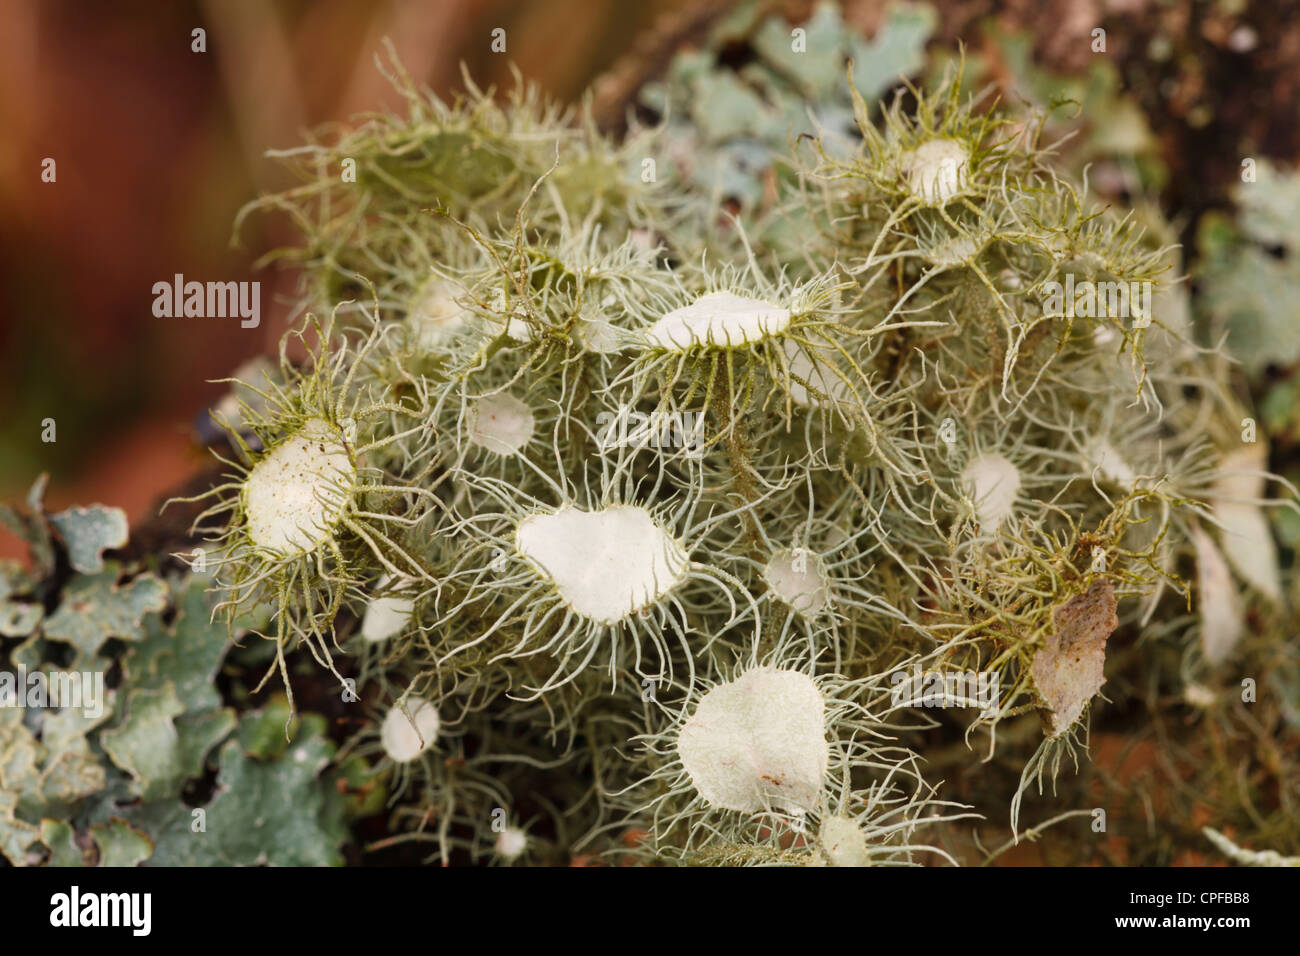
[515,504,688,624]
[961,453,1021,528]
[495,827,528,860]
[1192,524,1243,666]
[360,575,416,644]
[1211,447,1281,602]
[467,393,535,456]
[902,138,969,204]
[1084,439,1138,488]
[380,697,440,763]
[407,279,469,351]
[645,292,791,350]
[764,549,829,615]
[819,814,871,867]
[676,667,828,815]
[243,418,354,556]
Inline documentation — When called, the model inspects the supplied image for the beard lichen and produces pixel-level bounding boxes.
[188,24,1297,866]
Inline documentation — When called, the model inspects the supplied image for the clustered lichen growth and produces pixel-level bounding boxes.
[179,14,1295,866]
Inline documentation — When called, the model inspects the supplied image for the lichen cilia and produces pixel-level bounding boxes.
[197,18,1296,863]
[173,309,441,716]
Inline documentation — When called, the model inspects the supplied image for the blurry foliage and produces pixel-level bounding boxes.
[0,479,354,867]
[1196,159,1300,374]
[639,2,935,211]
[955,24,1166,193]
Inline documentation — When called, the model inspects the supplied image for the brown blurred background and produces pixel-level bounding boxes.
[2,0,1296,561]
